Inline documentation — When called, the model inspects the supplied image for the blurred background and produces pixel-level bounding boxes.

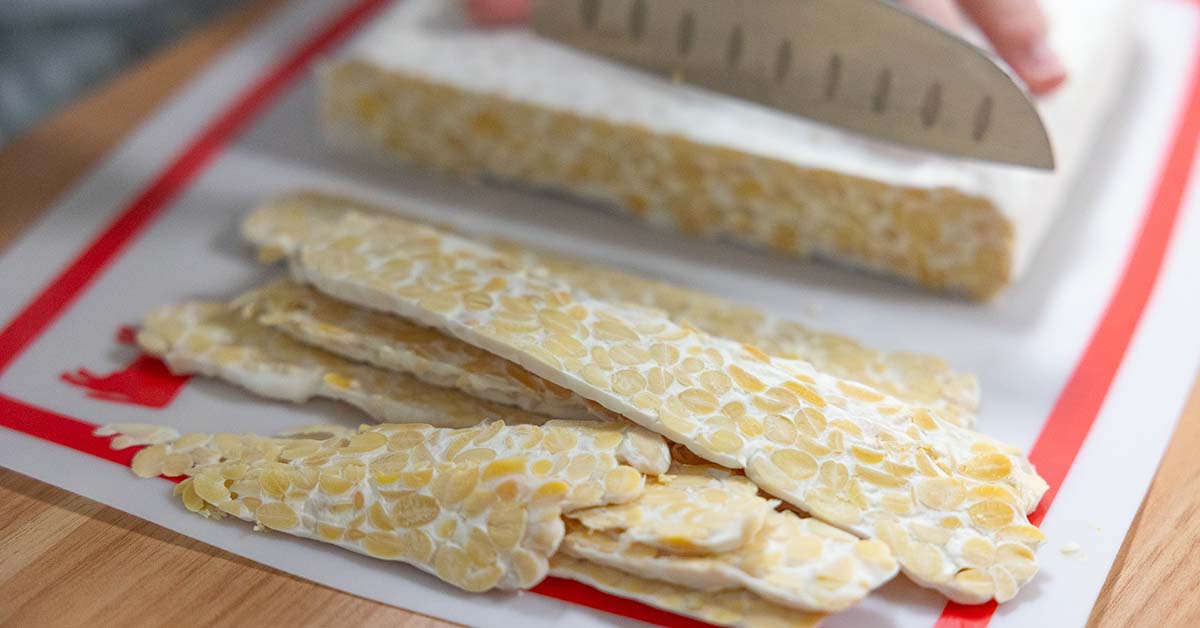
[0,0,240,146]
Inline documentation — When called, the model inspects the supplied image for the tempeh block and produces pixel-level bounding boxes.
[318,0,1133,299]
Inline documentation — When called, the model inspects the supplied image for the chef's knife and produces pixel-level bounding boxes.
[531,0,1055,169]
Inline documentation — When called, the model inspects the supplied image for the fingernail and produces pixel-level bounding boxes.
[1015,40,1068,94]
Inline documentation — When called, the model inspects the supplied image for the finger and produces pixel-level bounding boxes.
[466,0,531,26]
[956,0,1067,95]
[900,0,967,32]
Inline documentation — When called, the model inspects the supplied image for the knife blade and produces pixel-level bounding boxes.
[531,0,1055,169]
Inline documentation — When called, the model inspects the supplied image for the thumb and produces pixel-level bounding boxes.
[957,0,1067,95]
[466,0,532,26]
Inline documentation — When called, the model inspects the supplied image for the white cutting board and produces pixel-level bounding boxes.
[2,1,1200,627]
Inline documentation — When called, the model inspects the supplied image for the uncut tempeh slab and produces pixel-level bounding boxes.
[238,279,594,421]
[114,420,668,592]
[138,301,556,427]
[319,0,1133,298]
[257,207,1047,603]
[243,191,979,427]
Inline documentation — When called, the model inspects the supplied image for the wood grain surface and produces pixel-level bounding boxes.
[0,1,1196,627]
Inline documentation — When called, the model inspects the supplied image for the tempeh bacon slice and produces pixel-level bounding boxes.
[492,240,980,427]
[111,420,669,592]
[138,301,558,428]
[255,207,1045,603]
[243,191,979,426]
[237,279,594,421]
[568,466,774,555]
[562,467,899,612]
[549,555,824,628]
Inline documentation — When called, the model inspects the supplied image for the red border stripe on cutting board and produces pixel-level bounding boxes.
[933,7,1200,628]
[0,0,1198,627]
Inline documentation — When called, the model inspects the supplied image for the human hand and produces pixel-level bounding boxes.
[465,0,1067,95]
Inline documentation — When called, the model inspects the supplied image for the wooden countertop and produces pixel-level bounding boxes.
[0,2,1196,626]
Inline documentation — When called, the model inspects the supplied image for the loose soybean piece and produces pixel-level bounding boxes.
[562,509,897,613]
[237,279,594,421]
[269,209,1046,603]
[549,555,824,628]
[128,420,668,592]
[138,301,554,429]
[569,466,776,555]
[245,192,980,426]
[93,423,180,450]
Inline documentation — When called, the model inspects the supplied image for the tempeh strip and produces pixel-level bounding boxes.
[563,470,899,612]
[549,555,824,628]
[138,302,557,428]
[243,191,978,426]
[117,420,669,591]
[237,279,594,421]
[563,513,897,613]
[272,209,1045,603]
[494,240,979,427]
[569,466,774,555]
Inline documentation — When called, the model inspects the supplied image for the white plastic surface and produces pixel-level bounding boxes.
[1,1,1199,627]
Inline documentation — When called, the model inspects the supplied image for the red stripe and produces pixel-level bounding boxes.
[0,1,1198,627]
[933,9,1200,628]
[0,0,389,376]
[532,577,723,628]
[0,393,139,467]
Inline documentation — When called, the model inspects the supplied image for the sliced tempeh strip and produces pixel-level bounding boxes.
[569,465,775,555]
[138,302,557,428]
[237,279,594,421]
[494,240,979,427]
[562,468,898,613]
[273,209,1045,603]
[562,512,897,613]
[119,420,669,591]
[549,554,824,628]
[243,191,979,426]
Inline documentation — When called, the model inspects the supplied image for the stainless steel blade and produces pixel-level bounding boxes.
[531,0,1055,169]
